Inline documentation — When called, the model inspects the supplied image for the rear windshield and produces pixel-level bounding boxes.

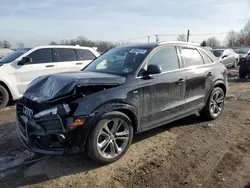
[0,49,30,64]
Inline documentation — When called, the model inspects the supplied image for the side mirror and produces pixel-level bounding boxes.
[18,57,32,65]
[222,55,228,59]
[147,64,162,75]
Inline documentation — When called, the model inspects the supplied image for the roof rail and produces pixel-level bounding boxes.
[159,41,200,46]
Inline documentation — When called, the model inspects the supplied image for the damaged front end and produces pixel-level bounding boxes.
[16,72,126,155]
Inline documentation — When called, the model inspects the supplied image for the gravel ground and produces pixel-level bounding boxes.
[0,69,250,188]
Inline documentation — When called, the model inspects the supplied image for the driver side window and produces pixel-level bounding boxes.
[147,46,179,72]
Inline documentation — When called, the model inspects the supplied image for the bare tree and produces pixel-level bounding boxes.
[236,20,250,46]
[200,40,207,47]
[0,40,11,48]
[49,41,57,45]
[206,36,220,48]
[177,34,187,42]
[225,30,238,47]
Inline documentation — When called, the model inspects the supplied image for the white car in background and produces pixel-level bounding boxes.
[0,45,99,108]
[211,48,238,68]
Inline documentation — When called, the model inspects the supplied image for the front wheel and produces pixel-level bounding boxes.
[200,87,225,120]
[87,111,133,164]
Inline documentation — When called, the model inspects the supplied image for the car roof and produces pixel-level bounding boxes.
[32,45,96,50]
[118,41,201,49]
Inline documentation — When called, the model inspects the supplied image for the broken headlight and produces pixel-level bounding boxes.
[34,104,70,118]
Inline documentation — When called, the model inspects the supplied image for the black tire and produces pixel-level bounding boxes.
[87,111,133,164]
[0,85,9,109]
[200,87,225,120]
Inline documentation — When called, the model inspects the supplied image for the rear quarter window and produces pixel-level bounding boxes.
[200,50,214,64]
[181,48,204,67]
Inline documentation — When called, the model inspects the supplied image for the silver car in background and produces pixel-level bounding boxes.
[211,49,238,68]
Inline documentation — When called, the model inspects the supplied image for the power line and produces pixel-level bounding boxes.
[121,32,228,42]
[191,32,227,36]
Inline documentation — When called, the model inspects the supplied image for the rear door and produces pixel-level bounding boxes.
[15,48,57,94]
[53,48,79,73]
[179,47,209,112]
[137,45,186,130]
[75,49,97,69]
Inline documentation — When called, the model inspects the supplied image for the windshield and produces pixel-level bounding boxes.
[0,49,29,64]
[212,50,223,57]
[83,47,152,75]
[234,48,249,54]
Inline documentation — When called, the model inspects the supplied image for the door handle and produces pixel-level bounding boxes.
[178,78,185,85]
[76,63,83,65]
[46,65,55,68]
[207,72,213,77]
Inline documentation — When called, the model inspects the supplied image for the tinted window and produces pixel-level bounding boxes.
[147,46,179,72]
[181,48,204,67]
[27,49,52,64]
[200,50,213,63]
[76,49,96,60]
[54,48,77,62]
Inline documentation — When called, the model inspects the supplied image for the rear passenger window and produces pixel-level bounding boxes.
[147,46,179,72]
[181,48,204,67]
[54,49,77,62]
[27,49,52,64]
[200,50,213,63]
[76,49,96,60]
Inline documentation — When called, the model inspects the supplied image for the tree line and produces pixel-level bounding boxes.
[177,20,250,48]
[49,36,117,52]
[2,20,250,50]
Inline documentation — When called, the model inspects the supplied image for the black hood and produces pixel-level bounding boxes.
[24,71,126,103]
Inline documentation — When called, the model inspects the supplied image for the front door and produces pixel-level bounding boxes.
[137,45,186,131]
[15,48,57,94]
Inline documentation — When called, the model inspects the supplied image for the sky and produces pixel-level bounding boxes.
[0,0,250,47]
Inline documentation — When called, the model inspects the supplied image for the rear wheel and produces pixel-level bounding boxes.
[0,85,9,109]
[87,111,133,164]
[200,87,225,120]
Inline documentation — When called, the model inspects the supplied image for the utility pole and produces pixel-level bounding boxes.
[148,36,150,43]
[187,30,190,42]
[156,34,159,42]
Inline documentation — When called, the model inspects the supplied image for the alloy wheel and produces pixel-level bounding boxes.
[97,118,130,159]
[210,90,224,117]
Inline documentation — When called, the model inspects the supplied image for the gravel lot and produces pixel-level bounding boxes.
[1,68,250,188]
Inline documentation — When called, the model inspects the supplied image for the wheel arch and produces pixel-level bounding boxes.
[213,81,227,96]
[0,80,13,101]
[89,101,139,132]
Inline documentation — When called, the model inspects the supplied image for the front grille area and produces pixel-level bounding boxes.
[16,102,65,134]
[35,115,64,134]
